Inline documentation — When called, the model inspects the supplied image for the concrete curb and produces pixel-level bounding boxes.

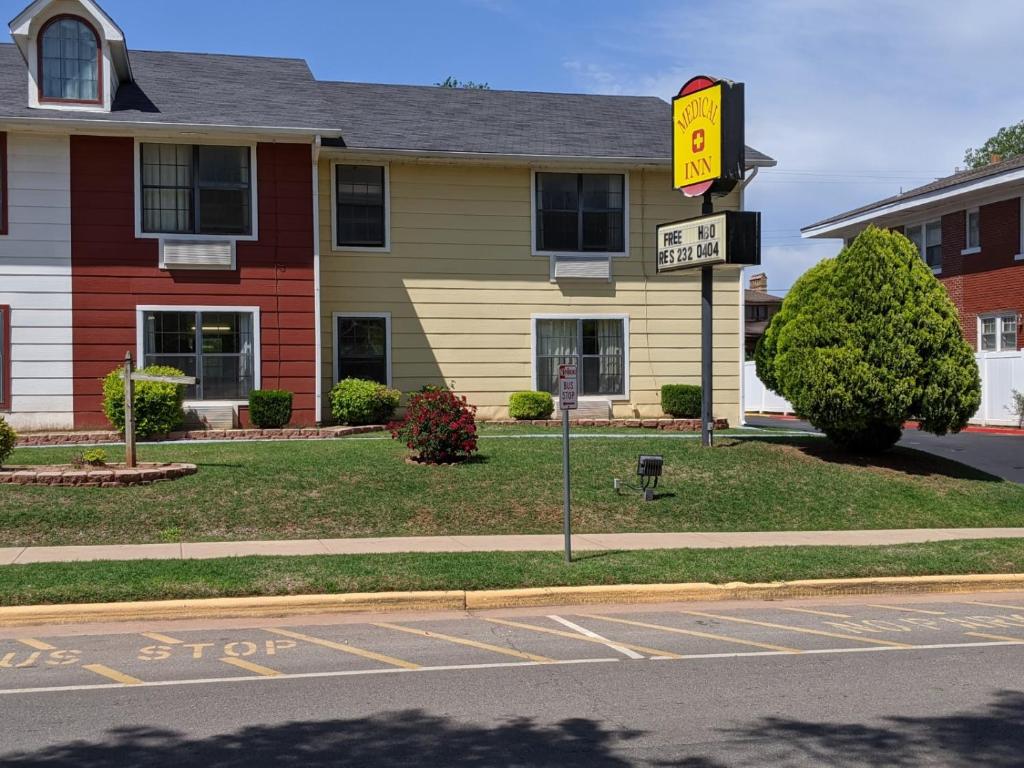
[2,573,1024,627]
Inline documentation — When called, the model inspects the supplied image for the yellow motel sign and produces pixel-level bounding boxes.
[672,77,745,195]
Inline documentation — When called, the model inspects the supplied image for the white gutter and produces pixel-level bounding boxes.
[311,136,323,425]
[0,115,342,140]
[802,166,1024,239]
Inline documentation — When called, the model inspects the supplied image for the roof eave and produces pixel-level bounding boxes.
[0,114,343,139]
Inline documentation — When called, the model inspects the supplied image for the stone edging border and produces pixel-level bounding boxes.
[0,463,198,487]
[488,418,729,430]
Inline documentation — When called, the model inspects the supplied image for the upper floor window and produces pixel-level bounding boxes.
[535,172,625,253]
[335,164,387,249]
[979,314,1019,352]
[38,16,101,104]
[141,144,252,236]
[905,221,942,271]
[746,305,770,322]
[965,208,980,251]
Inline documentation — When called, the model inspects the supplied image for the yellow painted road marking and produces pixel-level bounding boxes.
[581,614,802,654]
[484,618,684,659]
[141,632,183,645]
[265,628,420,670]
[961,601,1024,611]
[776,606,851,619]
[82,664,142,685]
[219,657,281,677]
[679,610,916,649]
[374,622,554,663]
[16,639,56,651]
[965,632,1024,643]
[864,604,946,615]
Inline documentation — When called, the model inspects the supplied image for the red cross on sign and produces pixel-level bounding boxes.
[692,128,705,153]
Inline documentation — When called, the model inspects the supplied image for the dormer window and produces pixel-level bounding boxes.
[38,16,101,104]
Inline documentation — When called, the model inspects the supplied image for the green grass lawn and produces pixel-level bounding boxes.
[1,425,1022,547]
[1,539,1022,606]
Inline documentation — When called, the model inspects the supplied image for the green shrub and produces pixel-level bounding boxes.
[0,416,15,467]
[248,389,293,429]
[508,391,554,420]
[330,378,401,425]
[102,365,187,439]
[75,447,108,467]
[756,226,981,453]
[391,389,478,463]
[661,384,702,418]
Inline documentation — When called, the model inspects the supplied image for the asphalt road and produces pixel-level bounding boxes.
[746,416,1024,484]
[1,592,1023,766]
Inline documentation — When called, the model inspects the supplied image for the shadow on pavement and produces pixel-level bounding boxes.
[0,710,644,767]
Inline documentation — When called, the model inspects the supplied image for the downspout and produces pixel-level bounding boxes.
[312,136,323,425]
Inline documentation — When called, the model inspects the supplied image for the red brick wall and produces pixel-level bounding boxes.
[936,197,1023,350]
[70,136,316,428]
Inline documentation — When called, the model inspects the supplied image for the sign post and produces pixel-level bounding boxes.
[558,363,578,563]
[119,352,196,468]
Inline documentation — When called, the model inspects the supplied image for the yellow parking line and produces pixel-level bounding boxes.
[141,632,184,645]
[374,622,554,663]
[776,606,851,619]
[865,604,946,615]
[961,601,1024,611]
[965,632,1024,643]
[581,614,802,653]
[679,610,915,649]
[82,664,142,685]
[265,627,420,670]
[220,657,281,677]
[16,638,56,651]
[484,618,684,659]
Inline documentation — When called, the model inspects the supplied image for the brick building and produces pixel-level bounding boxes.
[744,272,782,358]
[802,155,1024,353]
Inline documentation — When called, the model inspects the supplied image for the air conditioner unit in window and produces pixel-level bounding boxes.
[160,240,236,271]
[550,253,612,282]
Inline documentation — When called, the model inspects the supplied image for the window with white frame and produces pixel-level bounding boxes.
[535,173,625,253]
[335,165,387,248]
[141,144,253,236]
[535,317,626,397]
[966,208,980,250]
[335,315,390,385]
[905,221,942,270]
[978,313,1019,352]
[142,310,256,400]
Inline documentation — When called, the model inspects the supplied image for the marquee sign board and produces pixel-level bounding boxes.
[656,210,761,273]
[672,77,746,196]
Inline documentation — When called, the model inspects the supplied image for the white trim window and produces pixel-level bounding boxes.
[532,315,629,398]
[333,312,392,386]
[978,313,1019,352]
[137,307,260,401]
[136,140,258,240]
[332,163,390,252]
[905,220,942,272]
[532,171,628,256]
[963,208,980,253]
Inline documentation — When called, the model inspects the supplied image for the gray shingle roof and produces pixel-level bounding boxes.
[804,153,1024,232]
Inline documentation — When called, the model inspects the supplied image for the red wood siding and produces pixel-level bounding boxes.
[70,136,316,427]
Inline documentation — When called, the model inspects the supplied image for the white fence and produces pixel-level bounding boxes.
[743,353,1024,427]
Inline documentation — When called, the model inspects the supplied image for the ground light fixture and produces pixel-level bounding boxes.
[613,454,665,502]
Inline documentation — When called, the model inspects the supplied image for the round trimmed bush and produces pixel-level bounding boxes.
[102,365,187,439]
[755,226,981,453]
[508,391,554,420]
[330,378,401,426]
[390,389,478,463]
[248,389,293,429]
[661,384,702,418]
[0,416,16,468]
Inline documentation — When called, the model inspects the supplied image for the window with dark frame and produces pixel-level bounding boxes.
[0,306,10,411]
[0,132,7,236]
[536,173,625,253]
[38,16,101,103]
[336,165,386,248]
[535,318,625,397]
[336,316,389,385]
[966,209,980,250]
[141,144,252,236]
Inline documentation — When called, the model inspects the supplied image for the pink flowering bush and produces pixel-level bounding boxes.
[390,389,478,464]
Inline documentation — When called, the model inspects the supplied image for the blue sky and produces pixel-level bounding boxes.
[29,0,1024,294]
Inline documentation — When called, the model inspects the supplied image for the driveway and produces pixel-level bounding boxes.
[746,416,1024,484]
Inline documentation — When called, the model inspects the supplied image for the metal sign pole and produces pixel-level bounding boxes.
[701,191,714,448]
[562,406,571,563]
[123,351,136,468]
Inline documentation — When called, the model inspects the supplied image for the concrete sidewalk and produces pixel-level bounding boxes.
[3,528,1024,565]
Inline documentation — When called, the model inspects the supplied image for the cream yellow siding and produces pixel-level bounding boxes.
[319,159,745,423]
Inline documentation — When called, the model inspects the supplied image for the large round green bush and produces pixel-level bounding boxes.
[0,416,16,467]
[508,391,554,420]
[330,378,401,425]
[661,384,702,418]
[102,365,187,439]
[755,226,980,453]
